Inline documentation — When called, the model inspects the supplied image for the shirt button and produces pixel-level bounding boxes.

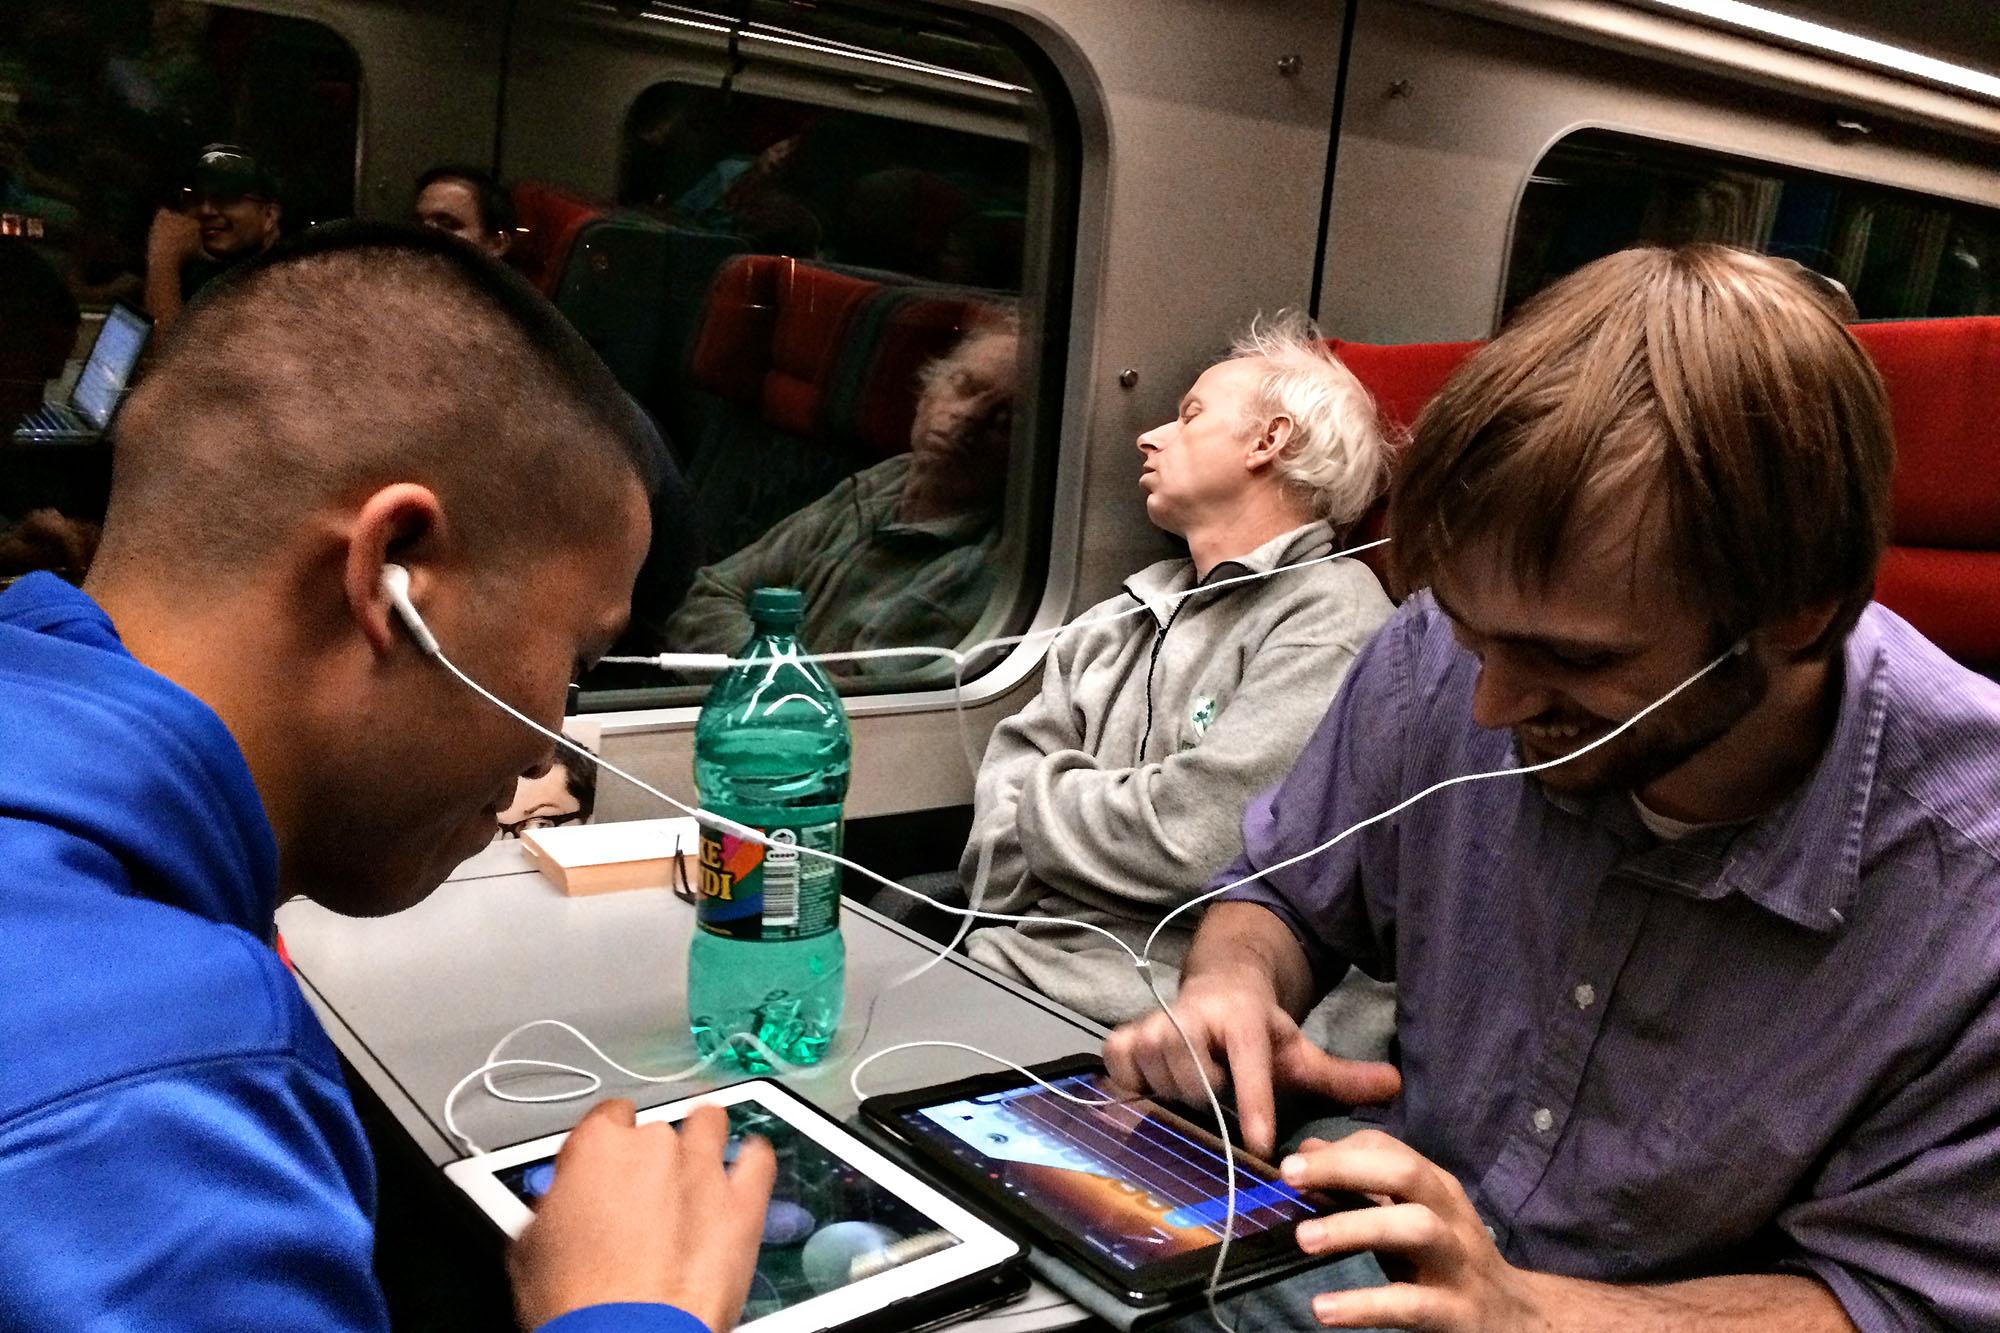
[1573,982,1597,1009]
[1532,1107,1554,1134]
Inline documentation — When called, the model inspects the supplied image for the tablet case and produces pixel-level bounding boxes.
[852,1079,1334,1331]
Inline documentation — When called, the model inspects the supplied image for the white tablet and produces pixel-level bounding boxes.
[445,1079,1025,1333]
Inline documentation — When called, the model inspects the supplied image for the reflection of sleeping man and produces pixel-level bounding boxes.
[664,313,1019,673]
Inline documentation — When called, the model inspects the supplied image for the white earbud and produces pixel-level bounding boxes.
[1730,638,1751,656]
[380,563,441,659]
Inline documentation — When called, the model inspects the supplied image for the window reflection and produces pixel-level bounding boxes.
[1508,130,1998,322]
[3,0,1066,701]
[663,309,1020,675]
[1,2,359,582]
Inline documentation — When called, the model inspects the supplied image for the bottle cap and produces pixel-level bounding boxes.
[749,586,806,628]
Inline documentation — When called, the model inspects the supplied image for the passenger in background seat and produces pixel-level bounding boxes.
[955,317,1393,1028]
[143,144,284,331]
[414,164,517,262]
[663,311,1019,668]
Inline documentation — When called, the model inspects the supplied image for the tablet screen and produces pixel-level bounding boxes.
[497,1101,962,1321]
[890,1070,1325,1276]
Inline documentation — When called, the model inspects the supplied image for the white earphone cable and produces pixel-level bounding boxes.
[419,546,1743,1329]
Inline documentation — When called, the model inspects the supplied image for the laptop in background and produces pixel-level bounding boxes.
[12,303,152,443]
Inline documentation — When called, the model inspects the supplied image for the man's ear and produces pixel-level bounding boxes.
[342,483,446,657]
[1760,599,1843,657]
[1246,414,1296,471]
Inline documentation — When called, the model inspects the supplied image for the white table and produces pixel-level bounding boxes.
[277,842,1102,1329]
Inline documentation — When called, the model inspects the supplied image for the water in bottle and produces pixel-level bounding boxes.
[688,587,849,1070]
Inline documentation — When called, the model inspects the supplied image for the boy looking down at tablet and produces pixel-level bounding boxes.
[1106,246,2000,1330]
[0,224,772,1331]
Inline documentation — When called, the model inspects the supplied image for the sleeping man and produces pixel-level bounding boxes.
[956,316,1394,1028]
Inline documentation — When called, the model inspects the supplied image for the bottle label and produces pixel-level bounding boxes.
[696,807,842,942]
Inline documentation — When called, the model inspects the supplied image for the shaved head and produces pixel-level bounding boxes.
[101,221,660,589]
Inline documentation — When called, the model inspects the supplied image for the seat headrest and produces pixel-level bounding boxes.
[1852,317,2000,549]
[1325,337,1483,433]
[509,181,608,296]
[686,255,881,437]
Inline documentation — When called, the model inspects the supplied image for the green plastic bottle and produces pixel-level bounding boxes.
[688,587,849,1070]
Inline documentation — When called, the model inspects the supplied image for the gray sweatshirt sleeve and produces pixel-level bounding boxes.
[663,481,856,654]
[1011,637,1364,917]
[958,636,1086,904]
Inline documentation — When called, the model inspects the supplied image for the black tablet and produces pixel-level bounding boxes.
[859,1054,1366,1307]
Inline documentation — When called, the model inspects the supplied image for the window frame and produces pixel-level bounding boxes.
[564,0,1084,720]
[1499,122,2000,329]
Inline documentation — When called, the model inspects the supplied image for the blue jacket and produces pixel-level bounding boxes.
[0,574,701,1333]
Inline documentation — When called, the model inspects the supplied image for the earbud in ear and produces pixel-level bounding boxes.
[380,563,442,659]
[1730,638,1751,657]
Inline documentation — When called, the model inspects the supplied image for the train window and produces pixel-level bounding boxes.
[1507,129,1998,323]
[547,0,1075,711]
[1,4,360,584]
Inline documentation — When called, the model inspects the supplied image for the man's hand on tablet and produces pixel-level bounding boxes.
[510,1098,777,1332]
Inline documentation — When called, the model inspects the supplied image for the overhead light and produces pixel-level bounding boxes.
[1644,0,2000,103]
[622,2,1028,95]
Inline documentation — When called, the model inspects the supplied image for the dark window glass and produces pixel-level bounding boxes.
[1506,129,1998,323]
[2,3,359,585]
[531,1,1073,709]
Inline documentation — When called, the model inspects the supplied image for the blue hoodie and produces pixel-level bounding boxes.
[0,574,701,1333]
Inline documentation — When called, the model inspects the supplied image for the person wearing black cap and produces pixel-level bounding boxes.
[144,144,284,330]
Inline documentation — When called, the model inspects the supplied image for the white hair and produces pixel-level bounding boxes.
[916,305,1022,394]
[1227,311,1388,525]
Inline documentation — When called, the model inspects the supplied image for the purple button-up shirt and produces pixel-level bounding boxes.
[1224,594,2000,1331]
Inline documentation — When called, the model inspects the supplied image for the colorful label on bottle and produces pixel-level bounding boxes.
[696,806,842,942]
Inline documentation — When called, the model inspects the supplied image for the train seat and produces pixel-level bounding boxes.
[1856,316,2000,675]
[683,254,887,556]
[1325,336,1480,588]
[1327,321,2000,675]
[508,180,607,297]
[680,255,1007,557]
[823,284,1010,461]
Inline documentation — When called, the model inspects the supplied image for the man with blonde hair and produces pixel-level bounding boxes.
[956,314,1394,1026]
[1110,247,2000,1330]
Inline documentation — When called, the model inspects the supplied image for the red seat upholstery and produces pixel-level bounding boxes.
[1326,337,1480,587]
[686,254,882,434]
[1326,320,2000,674]
[510,181,606,297]
[827,288,1006,460]
[1327,337,1481,436]
[1854,317,2000,672]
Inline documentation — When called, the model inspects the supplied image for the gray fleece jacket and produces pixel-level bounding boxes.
[960,520,1393,1025]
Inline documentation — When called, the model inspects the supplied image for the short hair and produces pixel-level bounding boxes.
[416,165,517,240]
[1388,244,1894,654]
[555,744,598,820]
[1226,313,1388,526]
[102,221,660,588]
